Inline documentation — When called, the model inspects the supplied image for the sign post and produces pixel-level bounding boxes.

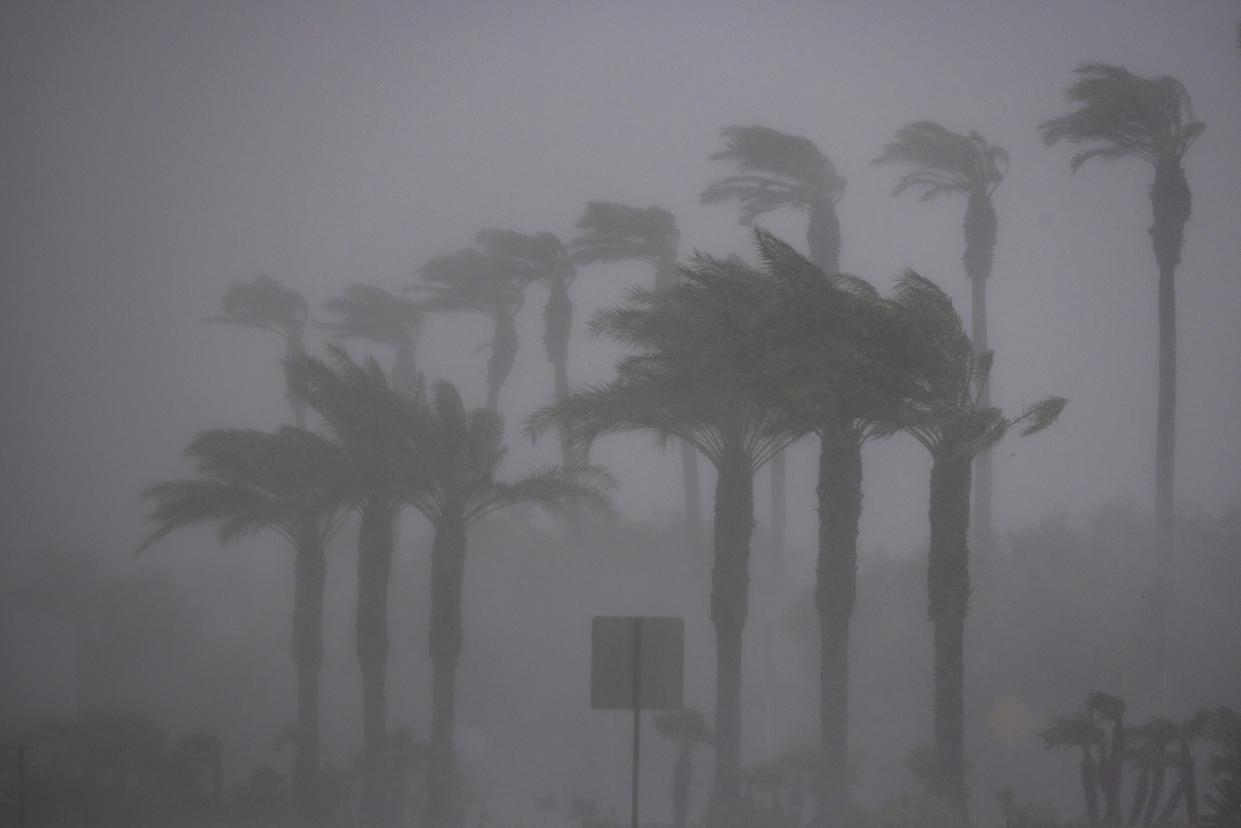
[591,616,684,828]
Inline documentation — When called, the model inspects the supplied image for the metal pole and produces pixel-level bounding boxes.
[631,618,642,828]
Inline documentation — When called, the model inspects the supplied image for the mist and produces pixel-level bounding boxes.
[2,2,1240,827]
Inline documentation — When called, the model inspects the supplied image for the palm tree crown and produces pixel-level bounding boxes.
[321,283,423,393]
[570,201,681,288]
[875,122,1007,202]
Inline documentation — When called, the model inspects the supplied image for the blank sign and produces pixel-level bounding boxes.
[591,616,684,710]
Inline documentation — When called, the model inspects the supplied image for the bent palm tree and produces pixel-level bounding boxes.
[415,237,536,413]
[409,381,611,828]
[527,246,796,827]
[892,271,1065,820]
[139,425,350,823]
[702,125,848,569]
[321,283,423,394]
[285,346,427,828]
[569,201,702,548]
[207,274,310,427]
[874,122,1009,556]
[1040,64,1203,709]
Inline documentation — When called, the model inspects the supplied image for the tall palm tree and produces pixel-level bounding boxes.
[892,271,1065,820]
[702,125,848,568]
[207,274,310,427]
[408,381,610,828]
[569,201,702,548]
[139,425,350,823]
[415,235,537,413]
[321,283,423,394]
[527,246,797,827]
[285,346,427,828]
[1040,64,1203,710]
[874,122,1009,557]
[750,232,911,827]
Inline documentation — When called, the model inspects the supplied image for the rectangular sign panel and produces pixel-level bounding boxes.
[591,616,684,710]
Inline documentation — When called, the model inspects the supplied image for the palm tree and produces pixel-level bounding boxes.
[749,232,911,827]
[415,234,537,413]
[285,346,427,828]
[207,274,310,427]
[527,244,797,827]
[892,271,1065,820]
[1040,65,1203,710]
[874,122,1009,557]
[139,425,350,823]
[1040,692,1126,826]
[408,381,610,828]
[321,283,423,394]
[570,201,702,549]
[702,125,848,570]
[653,707,712,827]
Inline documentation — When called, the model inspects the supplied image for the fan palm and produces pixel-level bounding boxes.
[321,283,423,394]
[892,271,1065,820]
[285,346,428,828]
[1041,65,1203,708]
[207,274,310,427]
[414,234,538,413]
[874,122,1009,556]
[527,246,798,827]
[409,381,610,828]
[139,425,351,823]
[569,201,702,548]
[702,125,848,569]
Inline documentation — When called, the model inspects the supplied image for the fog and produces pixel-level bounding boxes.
[2,1,1240,826]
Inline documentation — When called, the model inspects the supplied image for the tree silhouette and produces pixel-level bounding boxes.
[321,283,423,394]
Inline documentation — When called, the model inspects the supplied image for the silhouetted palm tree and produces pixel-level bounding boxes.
[139,426,350,822]
[893,271,1064,820]
[874,122,1009,556]
[321,283,423,394]
[409,380,610,828]
[527,241,797,827]
[702,125,847,568]
[207,274,310,427]
[1041,65,1203,710]
[570,201,701,548]
[285,346,427,828]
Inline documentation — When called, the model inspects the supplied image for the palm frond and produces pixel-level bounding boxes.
[321,283,421,348]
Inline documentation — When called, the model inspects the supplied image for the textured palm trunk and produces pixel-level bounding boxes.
[813,423,862,828]
[706,449,755,828]
[543,278,576,467]
[927,451,971,820]
[356,501,394,828]
[1141,763,1166,827]
[672,746,691,827]
[292,520,326,824]
[963,192,997,563]
[1149,160,1189,713]
[1082,749,1100,826]
[486,313,519,413]
[426,516,467,828]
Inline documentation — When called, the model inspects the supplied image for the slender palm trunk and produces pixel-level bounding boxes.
[426,516,468,828]
[1082,748,1101,826]
[927,450,971,820]
[1141,763,1167,827]
[964,192,997,564]
[813,423,862,828]
[1149,160,1189,713]
[656,258,703,555]
[544,278,576,467]
[357,501,395,828]
[292,520,326,824]
[486,313,519,413]
[706,449,755,828]
[672,746,692,827]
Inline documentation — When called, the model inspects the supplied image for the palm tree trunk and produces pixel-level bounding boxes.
[682,442,703,556]
[426,517,468,828]
[1082,749,1101,826]
[1141,764,1166,827]
[706,451,755,828]
[292,520,326,824]
[813,422,862,828]
[928,451,971,820]
[544,278,575,467]
[964,192,997,564]
[486,313,519,413]
[357,501,394,828]
[769,451,786,575]
[673,746,692,827]
[1149,160,1189,713]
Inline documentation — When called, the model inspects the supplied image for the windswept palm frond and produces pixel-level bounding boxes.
[874,121,1008,198]
[570,202,680,269]
[206,274,308,336]
[321,284,421,348]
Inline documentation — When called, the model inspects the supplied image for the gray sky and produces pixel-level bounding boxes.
[3,0,1240,561]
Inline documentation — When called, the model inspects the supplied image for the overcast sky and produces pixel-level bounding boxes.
[3,0,1240,562]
